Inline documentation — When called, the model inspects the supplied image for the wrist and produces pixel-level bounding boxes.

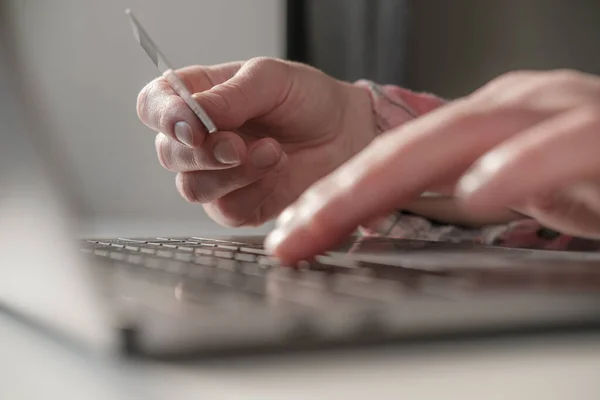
[338,80,379,157]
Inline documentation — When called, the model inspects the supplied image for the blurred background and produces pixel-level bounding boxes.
[5,0,600,237]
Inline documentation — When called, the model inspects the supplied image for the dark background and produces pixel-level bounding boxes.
[286,0,600,99]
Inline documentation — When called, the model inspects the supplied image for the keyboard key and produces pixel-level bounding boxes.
[214,250,234,259]
[156,250,174,258]
[240,247,268,255]
[216,244,238,251]
[195,248,213,256]
[177,246,194,252]
[258,256,280,267]
[117,238,148,244]
[174,252,194,262]
[155,237,187,242]
[234,253,256,262]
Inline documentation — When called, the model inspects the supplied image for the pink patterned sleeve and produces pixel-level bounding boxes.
[353,80,600,252]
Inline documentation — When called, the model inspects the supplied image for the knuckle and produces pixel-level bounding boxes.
[494,70,535,86]
[478,71,527,94]
[443,97,491,123]
[245,57,289,82]
[547,68,581,84]
[176,173,207,204]
[472,70,538,102]
[470,82,545,114]
[246,56,281,71]
[554,70,600,98]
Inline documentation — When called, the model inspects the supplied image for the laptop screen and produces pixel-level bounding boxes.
[0,7,116,353]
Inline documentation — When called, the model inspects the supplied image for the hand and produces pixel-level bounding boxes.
[136,57,376,226]
[266,69,600,263]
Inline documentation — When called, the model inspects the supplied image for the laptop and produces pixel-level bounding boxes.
[2,7,600,361]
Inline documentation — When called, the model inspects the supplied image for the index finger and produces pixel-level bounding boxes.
[136,62,243,147]
[264,99,543,264]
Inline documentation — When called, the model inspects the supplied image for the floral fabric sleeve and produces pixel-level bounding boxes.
[353,80,600,252]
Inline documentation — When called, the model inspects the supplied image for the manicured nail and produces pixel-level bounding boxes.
[174,121,193,148]
[213,140,240,164]
[251,142,279,169]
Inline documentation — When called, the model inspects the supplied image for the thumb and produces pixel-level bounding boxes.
[192,58,292,131]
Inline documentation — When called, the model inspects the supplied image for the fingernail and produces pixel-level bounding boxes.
[174,121,193,148]
[251,142,279,169]
[457,171,486,197]
[213,140,240,164]
[276,207,296,228]
[457,152,505,197]
[265,228,287,253]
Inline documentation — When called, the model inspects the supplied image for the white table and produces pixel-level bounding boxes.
[2,310,600,400]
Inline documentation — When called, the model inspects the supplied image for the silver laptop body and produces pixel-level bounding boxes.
[2,6,600,360]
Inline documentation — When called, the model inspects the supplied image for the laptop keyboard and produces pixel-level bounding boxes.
[78,236,600,354]
[81,236,600,303]
[81,237,438,305]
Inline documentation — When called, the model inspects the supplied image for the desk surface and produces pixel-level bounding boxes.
[2,311,600,400]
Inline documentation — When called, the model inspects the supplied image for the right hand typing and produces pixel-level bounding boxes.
[136,57,376,227]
